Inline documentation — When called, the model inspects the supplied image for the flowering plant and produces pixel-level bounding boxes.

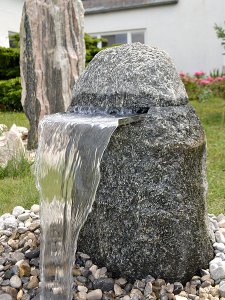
[180,71,225,101]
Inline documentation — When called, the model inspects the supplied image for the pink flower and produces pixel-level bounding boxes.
[215,77,223,82]
[199,79,210,85]
[179,71,185,77]
[195,71,205,77]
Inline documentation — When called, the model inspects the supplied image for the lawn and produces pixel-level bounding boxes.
[0,97,224,215]
[0,112,39,214]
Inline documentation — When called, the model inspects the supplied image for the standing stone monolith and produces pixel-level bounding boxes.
[20,0,85,149]
[69,43,214,283]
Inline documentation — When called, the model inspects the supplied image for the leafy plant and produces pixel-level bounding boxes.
[210,69,225,78]
[215,24,225,51]
[9,33,20,49]
[0,47,20,80]
[84,33,104,64]
[0,77,22,111]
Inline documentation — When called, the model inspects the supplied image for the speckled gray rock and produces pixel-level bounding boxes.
[20,0,85,149]
[69,43,214,283]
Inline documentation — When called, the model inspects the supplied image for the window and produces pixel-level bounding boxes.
[131,32,145,44]
[94,30,145,48]
[102,33,127,47]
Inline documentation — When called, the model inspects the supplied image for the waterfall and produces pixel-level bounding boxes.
[35,112,118,299]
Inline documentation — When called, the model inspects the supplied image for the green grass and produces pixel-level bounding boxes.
[191,97,225,215]
[0,98,224,215]
[0,112,38,215]
[0,111,29,129]
[0,157,39,215]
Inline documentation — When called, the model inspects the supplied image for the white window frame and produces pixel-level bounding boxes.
[91,29,146,48]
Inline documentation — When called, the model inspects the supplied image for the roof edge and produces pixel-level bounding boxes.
[84,0,178,15]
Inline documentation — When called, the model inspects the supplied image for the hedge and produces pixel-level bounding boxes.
[0,47,20,80]
[0,77,22,111]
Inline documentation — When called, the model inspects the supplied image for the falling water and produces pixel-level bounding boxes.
[35,112,119,300]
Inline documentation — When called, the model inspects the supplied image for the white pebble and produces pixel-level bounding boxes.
[213,243,225,252]
[31,204,40,213]
[18,213,30,222]
[10,274,22,288]
[215,231,225,244]
[12,206,25,217]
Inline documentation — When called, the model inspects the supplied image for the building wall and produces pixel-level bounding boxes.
[0,0,224,74]
[84,0,225,74]
[0,0,24,47]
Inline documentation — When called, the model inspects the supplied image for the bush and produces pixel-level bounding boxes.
[85,33,103,64]
[0,77,22,111]
[0,47,20,80]
[180,71,225,101]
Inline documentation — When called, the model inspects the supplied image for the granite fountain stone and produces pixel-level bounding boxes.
[69,43,214,283]
[35,43,214,299]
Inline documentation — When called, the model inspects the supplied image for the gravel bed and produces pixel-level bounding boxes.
[1,206,225,300]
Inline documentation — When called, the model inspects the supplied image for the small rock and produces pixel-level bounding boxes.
[85,260,93,268]
[173,282,183,295]
[130,288,144,300]
[219,220,225,228]
[124,283,133,293]
[4,217,17,229]
[19,260,31,277]
[79,253,90,260]
[17,289,23,300]
[77,275,87,284]
[1,286,17,299]
[8,239,19,250]
[25,276,39,289]
[12,206,25,217]
[215,231,225,244]
[213,243,225,252]
[18,213,30,222]
[217,214,225,222]
[10,275,22,288]
[78,286,88,293]
[86,289,102,300]
[219,281,225,297]
[77,291,87,300]
[30,205,40,214]
[134,280,145,291]
[115,278,127,287]
[144,282,153,297]
[24,248,40,259]
[17,227,28,234]
[114,283,123,296]
[28,221,40,232]
[210,262,225,281]
[93,278,114,292]
[0,295,13,300]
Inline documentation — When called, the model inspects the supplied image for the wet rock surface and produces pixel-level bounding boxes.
[0,206,224,300]
[69,43,214,282]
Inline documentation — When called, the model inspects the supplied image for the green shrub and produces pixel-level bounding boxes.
[0,156,31,179]
[0,77,22,111]
[0,47,20,80]
[85,33,103,64]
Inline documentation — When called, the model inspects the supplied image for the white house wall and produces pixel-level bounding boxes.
[0,0,224,74]
[84,0,225,74]
[0,0,24,47]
